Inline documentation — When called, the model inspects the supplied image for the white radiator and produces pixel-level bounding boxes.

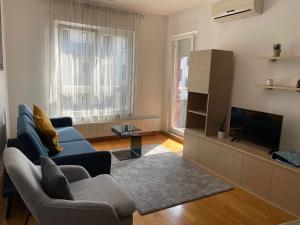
[74,118,161,139]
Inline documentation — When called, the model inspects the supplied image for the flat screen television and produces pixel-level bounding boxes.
[229,107,283,151]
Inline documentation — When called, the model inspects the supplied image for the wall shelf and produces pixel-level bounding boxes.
[259,56,300,62]
[257,84,300,92]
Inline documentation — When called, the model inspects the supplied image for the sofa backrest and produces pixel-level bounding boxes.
[18,104,34,120]
[17,114,49,162]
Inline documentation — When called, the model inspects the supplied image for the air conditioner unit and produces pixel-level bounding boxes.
[212,0,263,23]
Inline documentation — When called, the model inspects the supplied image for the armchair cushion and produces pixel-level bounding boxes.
[41,157,74,200]
[70,174,136,218]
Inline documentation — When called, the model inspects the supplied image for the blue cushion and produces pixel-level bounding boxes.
[18,104,34,121]
[57,127,85,143]
[52,140,95,158]
[17,115,49,162]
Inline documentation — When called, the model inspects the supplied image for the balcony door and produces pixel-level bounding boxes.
[171,33,196,135]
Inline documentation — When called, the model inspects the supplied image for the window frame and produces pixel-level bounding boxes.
[52,20,136,121]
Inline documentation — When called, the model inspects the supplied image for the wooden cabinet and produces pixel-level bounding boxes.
[216,145,242,184]
[183,130,300,217]
[188,50,212,94]
[186,49,233,136]
[270,167,300,216]
[241,155,273,199]
[198,137,219,172]
[184,48,300,217]
[183,129,199,161]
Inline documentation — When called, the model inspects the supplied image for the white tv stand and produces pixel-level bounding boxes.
[183,128,300,217]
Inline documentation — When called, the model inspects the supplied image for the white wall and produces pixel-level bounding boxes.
[2,0,166,137]
[135,14,167,120]
[2,0,47,138]
[166,0,300,151]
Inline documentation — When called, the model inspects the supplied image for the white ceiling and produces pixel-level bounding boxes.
[95,0,217,15]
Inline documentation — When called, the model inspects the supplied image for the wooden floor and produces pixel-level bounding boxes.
[0,133,297,225]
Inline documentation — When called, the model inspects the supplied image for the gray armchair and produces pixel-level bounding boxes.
[4,148,136,225]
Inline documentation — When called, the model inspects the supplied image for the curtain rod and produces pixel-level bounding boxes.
[56,0,145,17]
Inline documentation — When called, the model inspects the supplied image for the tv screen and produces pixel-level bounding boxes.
[229,107,283,150]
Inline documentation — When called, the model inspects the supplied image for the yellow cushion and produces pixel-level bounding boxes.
[33,105,63,153]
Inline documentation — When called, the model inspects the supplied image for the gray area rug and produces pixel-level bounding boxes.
[110,145,233,215]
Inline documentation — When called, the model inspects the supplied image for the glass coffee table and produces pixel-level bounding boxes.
[111,124,142,161]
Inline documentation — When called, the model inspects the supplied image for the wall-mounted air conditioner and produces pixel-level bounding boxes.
[212,0,263,23]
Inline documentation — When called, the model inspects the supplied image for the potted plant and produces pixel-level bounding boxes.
[217,115,227,139]
[273,43,282,57]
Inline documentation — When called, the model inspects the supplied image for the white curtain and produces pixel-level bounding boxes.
[47,0,142,124]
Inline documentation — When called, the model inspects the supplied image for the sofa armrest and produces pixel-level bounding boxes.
[7,138,23,149]
[50,117,73,128]
[39,200,120,225]
[52,151,111,177]
[59,165,91,183]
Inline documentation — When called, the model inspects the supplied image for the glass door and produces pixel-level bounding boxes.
[171,35,194,135]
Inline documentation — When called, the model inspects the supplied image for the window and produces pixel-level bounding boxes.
[171,33,196,135]
[50,21,136,123]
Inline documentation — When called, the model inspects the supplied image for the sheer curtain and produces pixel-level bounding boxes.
[47,0,142,124]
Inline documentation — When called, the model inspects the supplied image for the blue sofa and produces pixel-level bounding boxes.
[16,104,111,177]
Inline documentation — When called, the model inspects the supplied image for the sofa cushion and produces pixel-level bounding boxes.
[33,105,63,154]
[40,157,74,200]
[52,140,95,158]
[57,127,85,143]
[70,174,136,218]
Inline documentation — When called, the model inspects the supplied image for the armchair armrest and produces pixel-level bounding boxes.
[50,117,73,128]
[59,165,90,183]
[39,200,120,225]
[52,151,111,177]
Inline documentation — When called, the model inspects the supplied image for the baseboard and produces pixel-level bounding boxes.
[162,131,184,144]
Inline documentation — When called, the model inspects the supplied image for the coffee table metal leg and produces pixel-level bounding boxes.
[131,135,142,157]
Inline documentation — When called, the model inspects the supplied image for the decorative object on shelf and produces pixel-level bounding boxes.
[217,115,227,139]
[266,79,274,86]
[273,43,282,57]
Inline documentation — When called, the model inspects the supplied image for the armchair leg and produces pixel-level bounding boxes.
[5,196,13,219]
[24,212,31,225]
